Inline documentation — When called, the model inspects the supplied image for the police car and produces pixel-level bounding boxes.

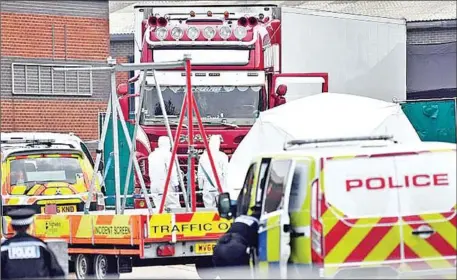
[1,135,105,215]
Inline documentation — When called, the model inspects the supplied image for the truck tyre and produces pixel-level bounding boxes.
[195,257,218,279]
[75,254,94,279]
[94,254,120,279]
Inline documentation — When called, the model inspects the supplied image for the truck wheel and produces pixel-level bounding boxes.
[75,254,94,279]
[195,258,218,279]
[94,254,120,279]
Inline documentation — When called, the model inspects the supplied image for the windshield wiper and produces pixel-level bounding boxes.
[202,119,239,129]
[220,122,239,128]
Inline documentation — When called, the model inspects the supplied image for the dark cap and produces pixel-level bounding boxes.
[7,208,36,226]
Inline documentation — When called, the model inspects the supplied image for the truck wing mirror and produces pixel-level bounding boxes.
[117,83,129,96]
[276,84,287,96]
[217,192,233,220]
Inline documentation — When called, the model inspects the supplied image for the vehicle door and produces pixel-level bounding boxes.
[321,155,402,278]
[288,158,314,271]
[248,157,272,273]
[235,162,259,217]
[257,158,296,279]
[393,150,456,276]
[249,157,272,216]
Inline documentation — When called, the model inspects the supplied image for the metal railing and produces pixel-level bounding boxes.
[11,62,93,96]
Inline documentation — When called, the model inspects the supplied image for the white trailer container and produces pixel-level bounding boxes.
[277,7,407,102]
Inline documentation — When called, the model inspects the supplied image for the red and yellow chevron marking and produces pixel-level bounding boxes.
[33,214,71,238]
[2,214,142,245]
[2,211,230,245]
[70,214,141,244]
[147,211,232,241]
[322,208,456,277]
[319,157,456,278]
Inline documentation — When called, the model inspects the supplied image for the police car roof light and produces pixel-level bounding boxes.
[0,138,57,144]
[284,135,395,150]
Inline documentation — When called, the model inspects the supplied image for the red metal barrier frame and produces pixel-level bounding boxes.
[159,57,223,213]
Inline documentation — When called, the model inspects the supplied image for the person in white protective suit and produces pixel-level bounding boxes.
[198,135,229,208]
[148,136,182,210]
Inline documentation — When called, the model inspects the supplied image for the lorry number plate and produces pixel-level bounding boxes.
[195,243,216,254]
[41,205,77,214]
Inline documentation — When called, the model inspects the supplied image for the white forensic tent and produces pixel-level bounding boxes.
[227,93,421,197]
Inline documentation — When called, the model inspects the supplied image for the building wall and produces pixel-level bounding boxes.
[110,39,135,86]
[407,27,457,45]
[0,0,110,141]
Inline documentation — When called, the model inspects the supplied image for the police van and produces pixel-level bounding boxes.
[217,136,456,279]
[1,136,105,222]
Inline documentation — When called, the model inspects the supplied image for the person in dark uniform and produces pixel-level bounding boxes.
[1,208,65,279]
[212,209,261,279]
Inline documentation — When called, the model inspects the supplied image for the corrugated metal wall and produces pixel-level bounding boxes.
[1,0,108,18]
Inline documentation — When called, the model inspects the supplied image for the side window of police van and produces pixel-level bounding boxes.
[289,162,309,212]
[236,163,258,216]
[263,159,293,214]
[255,158,272,206]
[80,142,94,167]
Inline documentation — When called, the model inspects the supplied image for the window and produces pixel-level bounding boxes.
[9,155,84,195]
[141,86,261,126]
[289,162,309,212]
[255,158,272,205]
[263,159,292,214]
[12,63,93,96]
[236,163,257,216]
[80,142,95,167]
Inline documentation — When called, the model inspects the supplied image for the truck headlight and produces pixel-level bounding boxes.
[155,27,168,40]
[234,26,247,40]
[203,26,216,40]
[187,26,200,40]
[171,27,184,40]
[219,26,232,39]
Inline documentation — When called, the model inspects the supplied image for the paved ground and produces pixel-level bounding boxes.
[68,265,200,279]
[121,265,200,279]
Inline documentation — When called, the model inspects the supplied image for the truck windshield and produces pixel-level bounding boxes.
[140,86,261,126]
[9,156,84,191]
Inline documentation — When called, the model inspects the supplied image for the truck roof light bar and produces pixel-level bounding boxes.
[148,16,157,27]
[248,16,258,26]
[283,135,395,150]
[157,17,168,27]
[238,16,248,27]
[146,26,258,47]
